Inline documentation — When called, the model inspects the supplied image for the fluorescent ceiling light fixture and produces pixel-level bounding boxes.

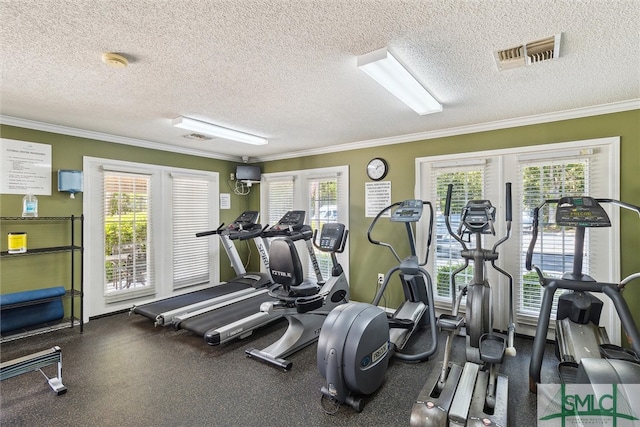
[172,116,268,145]
[357,47,442,115]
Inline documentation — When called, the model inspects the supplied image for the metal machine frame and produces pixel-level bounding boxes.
[526,196,640,392]
[410,183,515,427]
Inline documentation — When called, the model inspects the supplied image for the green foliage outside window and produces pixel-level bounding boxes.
[436,171,483,214]
[105,213,147,255]
[436,263,473,297]
[521,271,543,311]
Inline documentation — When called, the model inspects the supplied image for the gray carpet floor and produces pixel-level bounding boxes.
[1,311,558,426]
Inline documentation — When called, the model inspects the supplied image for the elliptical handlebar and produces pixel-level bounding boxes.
[620,272,640,290]
[444,184,453,217]
[491,182,513,252]
[367,201,404,263]
[525,197,640,281]
[444,184,468,250]
[505,182,512,222]
[525,204,543,275]
[599,199,640,217]
[422,202,435,266]
[367,200,435,266]
[367,202,400,245]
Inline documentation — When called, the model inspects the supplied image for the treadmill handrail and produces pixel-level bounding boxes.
[262,224,313,241]
[227,224,265,240]
[195,223,226,238]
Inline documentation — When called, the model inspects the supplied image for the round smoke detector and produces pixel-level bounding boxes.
[102,52,129,68]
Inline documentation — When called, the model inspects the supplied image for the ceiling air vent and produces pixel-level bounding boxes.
[494,33,561,71]
[526,35,560,64]
[495,45,525,70]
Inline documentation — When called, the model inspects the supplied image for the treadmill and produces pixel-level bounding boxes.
[131,211,272,326]
[174,210,318,346]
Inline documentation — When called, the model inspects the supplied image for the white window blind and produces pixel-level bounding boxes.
[265,178,294,225]
[431,165,485,301]
[172,175,211,289]
[516,156,593,320]
[103,171,153,300]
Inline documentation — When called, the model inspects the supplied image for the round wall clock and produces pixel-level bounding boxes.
[367,157,389,181]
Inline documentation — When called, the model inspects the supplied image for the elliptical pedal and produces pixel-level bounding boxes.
[388,316,415,329]
[557,361,579,384]
[599,343,640,363]
[438,314,464,332]
[479,334,506,365]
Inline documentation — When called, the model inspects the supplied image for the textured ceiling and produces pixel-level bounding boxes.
[1,0,639,162]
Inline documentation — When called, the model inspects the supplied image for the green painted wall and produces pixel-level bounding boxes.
[264,110,640,340]
[1,109,639,340]
[0,126,249,301]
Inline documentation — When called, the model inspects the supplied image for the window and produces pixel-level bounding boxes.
[172,175,212,289]
[103,171,151,298]
[518,158,591,318]
[431,166,485,302]
[417,137,620,342]
[264,178,294,225]
[261,166,349,282]
[84,157,219,319]
[307,175,342,279]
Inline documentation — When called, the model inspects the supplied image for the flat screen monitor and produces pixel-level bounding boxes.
[236,165,261,182]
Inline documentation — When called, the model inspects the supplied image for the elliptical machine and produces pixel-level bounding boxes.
[410,183,515,427]
[526,196,640,392]
[317,199,438,412]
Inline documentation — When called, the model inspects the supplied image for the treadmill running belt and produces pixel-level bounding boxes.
[178,292,277,341]
[132,281,251,321]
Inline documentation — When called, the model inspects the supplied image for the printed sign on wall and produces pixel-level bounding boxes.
[365,181,391,217]
[1,138,52,195]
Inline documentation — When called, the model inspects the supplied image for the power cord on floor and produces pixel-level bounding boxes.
[320,394,342,415]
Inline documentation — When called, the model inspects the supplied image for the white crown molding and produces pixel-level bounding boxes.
[257,99,640,162]
[2,99,638,163]
[0,116,240,162]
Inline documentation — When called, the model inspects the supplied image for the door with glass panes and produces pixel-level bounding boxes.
[417,138,620,343]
